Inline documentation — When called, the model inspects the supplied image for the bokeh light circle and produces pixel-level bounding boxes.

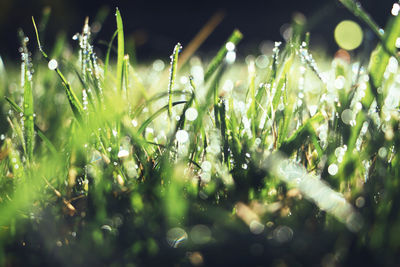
[334,20,363,51]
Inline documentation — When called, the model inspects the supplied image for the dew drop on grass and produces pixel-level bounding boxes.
[255,55,269,69]
[225,51,236,64]
[176,130,189,143]
[167,227,187,248]
[249,220,265,234]
[396,38,400,49]
[185,107,198,121]
[392,3,400,16]
[225,42,235,51]
[152,59,165,72]
[378,147,388,159]
[131,119,138,127]
[328,164,338,176]
[118,149,129,158]
[334,76,345,89]
[48,59,58,70]
[0,134,5,140]
[341,109,353,125]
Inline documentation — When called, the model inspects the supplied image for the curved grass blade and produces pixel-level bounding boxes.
[104,30,118,79]
[32,17,83,122]
[368,9,400,92]
[116,8,124,92]
[339,0,400,62]
[279,112,324,156]
[204,29,243,82]
[168,43,182,118]
[138,101,187,135]
[18,31,34,162]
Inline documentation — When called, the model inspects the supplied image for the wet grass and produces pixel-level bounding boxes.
[1,1,400,266]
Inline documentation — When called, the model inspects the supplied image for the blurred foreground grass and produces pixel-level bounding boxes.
[1,1,400,266]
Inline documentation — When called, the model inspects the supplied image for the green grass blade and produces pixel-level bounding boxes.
[32,17,83,121]
[4,96,23,114]
[5,96,57,155]
[18,32,35,162]
[23,69,34,162]
[168,43,182,119]
[104,30,118,78]
[369,11,400,92]
[339,0,381,37]
[340,0,400,62]
[279,113,324,155]
[116,8,125,92]
[204,29,243,82]
[138,101,187,135]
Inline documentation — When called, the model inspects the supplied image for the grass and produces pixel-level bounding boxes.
[1,2,400,266]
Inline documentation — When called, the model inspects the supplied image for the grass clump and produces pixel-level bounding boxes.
[1,2,400,266]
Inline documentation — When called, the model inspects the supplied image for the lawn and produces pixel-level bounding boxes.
[1,1,400,266]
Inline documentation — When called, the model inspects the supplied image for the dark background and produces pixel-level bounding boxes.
[0,0,396,62]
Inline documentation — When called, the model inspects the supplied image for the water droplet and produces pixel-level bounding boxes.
[152,59,165,72]
[0,134,5,140]
[255,55,269,69]
[225,51,236,64]
[185,107,198,121]
[242,163,248,169]
[273,225,293,243]
[131,119,138,127]
[72,33,79,40]
[118,149,129,158]
[341,109,353,125]
[180,76,188,84]
[392,3,400,16]
[48,59,58,70]
[166,227,187,248]
[101,225,112,232]
[378,147,387,159]
[225,41,235,51]
[328,163,338,176]
[176,130,189,143]
[334,75,345,89]
[249,220,264,234]
[355,196,365,208]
